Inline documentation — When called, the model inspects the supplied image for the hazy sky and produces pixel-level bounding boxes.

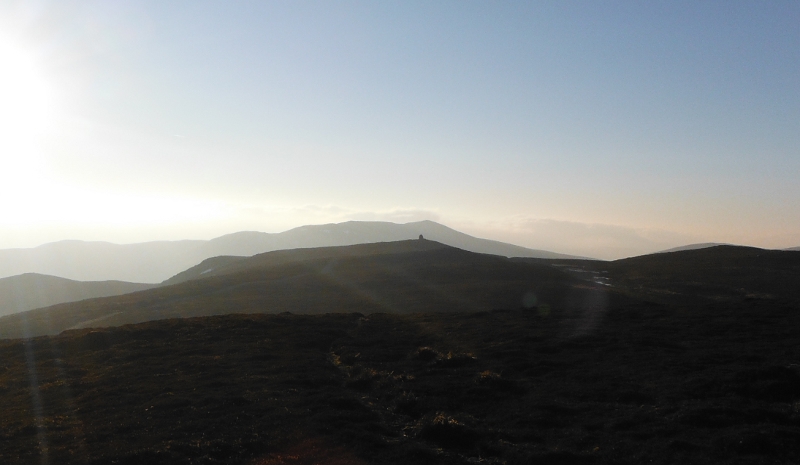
[1,1,798,259]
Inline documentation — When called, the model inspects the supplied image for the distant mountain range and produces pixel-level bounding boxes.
[0,274,154,319]
[0,220,582,283]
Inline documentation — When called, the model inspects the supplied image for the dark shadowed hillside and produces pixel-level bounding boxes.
[2,298,799,465]
[160,237,450,286]
[608,246,800,303]
[0,273,154,318]
[0,240,592,340]
[519,245,800,306]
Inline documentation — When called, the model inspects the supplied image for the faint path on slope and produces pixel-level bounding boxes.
[66,312,123,331]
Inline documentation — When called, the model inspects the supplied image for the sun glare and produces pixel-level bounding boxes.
[0,38,54,170]
[0,39,53,126]
[0,37,60,221]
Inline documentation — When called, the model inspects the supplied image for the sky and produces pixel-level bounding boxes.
[0,0,798,259]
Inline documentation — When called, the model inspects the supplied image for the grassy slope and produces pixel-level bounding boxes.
[0,241,588,340]
[0,273,154,318]
[519,245,800,306]
[160,239,451,286]
[608,246,800,302]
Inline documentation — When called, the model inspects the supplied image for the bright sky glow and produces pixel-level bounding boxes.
[0,1,798,259]
[0,36,54,186]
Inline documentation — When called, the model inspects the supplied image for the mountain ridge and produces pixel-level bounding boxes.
[160,237,451,286]
[656,242,730,253]
[0,220,584,283]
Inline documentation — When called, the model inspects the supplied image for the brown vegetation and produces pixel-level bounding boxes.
[2,294,799,464]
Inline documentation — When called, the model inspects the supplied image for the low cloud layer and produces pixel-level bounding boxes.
[457,218,704,260]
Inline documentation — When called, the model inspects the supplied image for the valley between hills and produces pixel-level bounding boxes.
[1,234,799,464]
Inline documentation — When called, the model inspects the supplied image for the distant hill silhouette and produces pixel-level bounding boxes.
[656,242,729,253]
[161,236,449,286]
[0,221,582,283]
[0,273,153,318]
[787,246,800,251]
[0,240,596,339]
[611,246,800,302]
